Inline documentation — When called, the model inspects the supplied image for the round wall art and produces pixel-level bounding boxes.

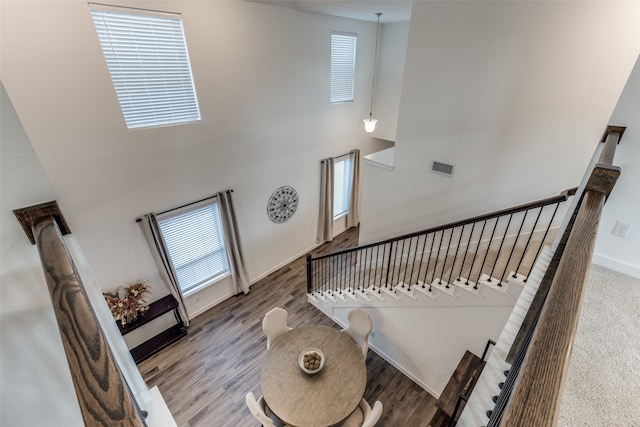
[267,186,299,223]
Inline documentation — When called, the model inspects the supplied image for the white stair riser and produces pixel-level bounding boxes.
[310,271,525,310]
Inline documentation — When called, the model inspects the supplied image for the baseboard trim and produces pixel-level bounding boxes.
[329,311,441,399]
[189,287,235,318]
[368,342,442,399]
[591,253,640,279]
[250,243,320,284]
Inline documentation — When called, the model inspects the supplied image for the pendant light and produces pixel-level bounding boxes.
[364,12,382,134]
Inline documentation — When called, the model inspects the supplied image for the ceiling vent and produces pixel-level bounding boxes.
[432,161,454,177]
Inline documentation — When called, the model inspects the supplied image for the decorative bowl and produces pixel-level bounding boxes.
[299,348,325,374]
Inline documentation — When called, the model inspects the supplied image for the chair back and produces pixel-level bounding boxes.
[245,392,275,426]
[338,398,370,427]
[262,307,292,349]
[361,400,383,427]
[342,308,373,358]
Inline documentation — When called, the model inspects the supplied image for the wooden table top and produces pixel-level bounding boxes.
[260,324,367,427]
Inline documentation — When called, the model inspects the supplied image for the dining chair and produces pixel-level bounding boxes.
[246,392,292,426]
[337,398,383,427]
[341,308,373,358]
[245,392,275,426]
[362,400,383,427]
[262,307,292,350]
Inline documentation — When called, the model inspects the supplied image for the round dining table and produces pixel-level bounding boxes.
[260,324,367,427]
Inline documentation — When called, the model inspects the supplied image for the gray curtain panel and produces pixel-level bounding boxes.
[346,149,361,228]
[217,190,251,295]
[139,213,190,326]
[316,157,335,243]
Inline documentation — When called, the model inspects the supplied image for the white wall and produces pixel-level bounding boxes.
[355,304,513,397]
[0,83,84,426]
[594,55,640,278]
[0,1,406,346]
[360,2,640,247]
[370,21,410,142]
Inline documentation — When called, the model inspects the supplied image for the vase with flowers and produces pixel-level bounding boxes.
[103,280,151,326]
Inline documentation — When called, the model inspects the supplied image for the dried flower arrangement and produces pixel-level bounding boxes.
[103,280,150,326]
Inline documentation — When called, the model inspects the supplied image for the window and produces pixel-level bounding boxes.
[330,31,357,103]
[333,156,352,218]
[90,5,201,129]
[157,201,228,294]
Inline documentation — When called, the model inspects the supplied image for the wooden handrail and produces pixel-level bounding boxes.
[20,212,147,426]
[499,129,623,426]
[500,190,604,425]
[310,187,577,261]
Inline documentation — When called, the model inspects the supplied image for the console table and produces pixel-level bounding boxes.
[117,294,187,363]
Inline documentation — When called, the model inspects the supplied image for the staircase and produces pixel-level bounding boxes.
[456,246,552,426]
[305,189,574,403]
[305,131,622,425]
[307,242,547,398]
[309,245,536,310]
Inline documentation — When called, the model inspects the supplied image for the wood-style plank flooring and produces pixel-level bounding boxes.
[138,227,438,426]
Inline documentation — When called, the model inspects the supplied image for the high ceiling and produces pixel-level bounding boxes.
[245,0,413,23]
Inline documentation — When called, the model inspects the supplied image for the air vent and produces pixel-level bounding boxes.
[432,161,454,176]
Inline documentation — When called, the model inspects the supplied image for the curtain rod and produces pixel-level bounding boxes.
[136,189,233,222]
[88,2,181,17]
[322,150,354,163]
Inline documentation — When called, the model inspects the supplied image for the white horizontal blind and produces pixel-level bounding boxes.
[90,7,201,129]
[158,202,228,293]
[331,31,357,103]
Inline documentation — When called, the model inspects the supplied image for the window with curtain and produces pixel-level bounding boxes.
[330,31,357,103]
[157,201,229,294]
[333,156,352,218]
[90,5,201,129]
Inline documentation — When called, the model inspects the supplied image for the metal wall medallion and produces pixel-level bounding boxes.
[267,186,298,223]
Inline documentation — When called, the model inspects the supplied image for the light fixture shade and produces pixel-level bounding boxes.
[363,117,378,133]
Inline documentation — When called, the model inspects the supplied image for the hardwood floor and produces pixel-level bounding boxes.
[138,227,438,426]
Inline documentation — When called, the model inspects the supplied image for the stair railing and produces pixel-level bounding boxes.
[306,187,577,299]
[487,126,624,426]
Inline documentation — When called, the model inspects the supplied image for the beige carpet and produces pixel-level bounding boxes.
[557,264,640,426]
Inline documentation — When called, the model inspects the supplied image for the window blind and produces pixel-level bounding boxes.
[90,7,201,129]
[330,31,357,103]
[158,202,228,292]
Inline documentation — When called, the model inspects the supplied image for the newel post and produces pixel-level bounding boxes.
[13,201,147,426]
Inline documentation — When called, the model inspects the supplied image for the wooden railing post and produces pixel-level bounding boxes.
[14,202,147,426]
[598,125,625,165]
[499,128,623,426]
